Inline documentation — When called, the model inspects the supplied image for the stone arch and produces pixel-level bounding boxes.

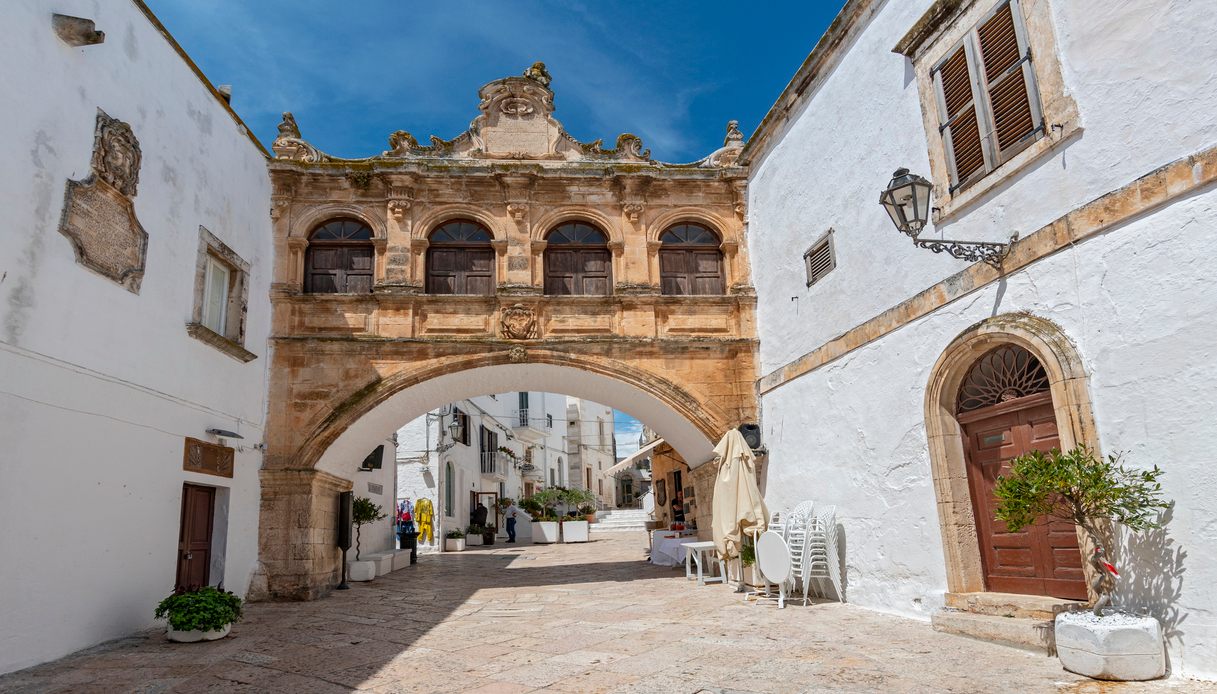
[291,204,386,240]
[647,208,733,244]
[412,205,505,242]
[924,312,1100,594]
[304,351,726,478]
[531,207,621,243]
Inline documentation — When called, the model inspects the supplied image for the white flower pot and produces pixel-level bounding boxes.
[1055,611,1166,681]
[167,623,231,643]
[444,537,465,552]
[562,520,589,543]
[466,534,483,546]
[348,560,376,582]
[534,521,560,544]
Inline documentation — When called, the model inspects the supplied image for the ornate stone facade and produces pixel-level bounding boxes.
[57,109,147,293]
[262,65,756,599]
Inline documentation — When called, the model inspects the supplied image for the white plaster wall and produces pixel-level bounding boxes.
[760,189,1217,678]
[749,0,1217,374]
[0,0,271,675]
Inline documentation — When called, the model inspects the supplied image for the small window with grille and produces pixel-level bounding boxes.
[803,229,836,287]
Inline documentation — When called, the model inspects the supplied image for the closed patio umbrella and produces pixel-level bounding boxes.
[711,429,768,561]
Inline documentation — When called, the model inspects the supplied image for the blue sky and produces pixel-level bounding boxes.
[148,0,845,162]
[146,1,845,452]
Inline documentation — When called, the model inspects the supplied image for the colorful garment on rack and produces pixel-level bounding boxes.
[414,498,435,544]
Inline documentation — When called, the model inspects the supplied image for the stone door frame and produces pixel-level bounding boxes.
[924,313,1101,597]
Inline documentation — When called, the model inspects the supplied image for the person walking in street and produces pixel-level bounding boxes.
[504,500,523,543]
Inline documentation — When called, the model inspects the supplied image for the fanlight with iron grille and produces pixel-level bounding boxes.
[957,345,1050,413]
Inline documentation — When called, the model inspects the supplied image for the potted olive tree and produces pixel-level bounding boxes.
[561,487,596,543]
[155,586,242,642]
[349,496,386,582]
[994,446,1168,681]
[525,489,562,543]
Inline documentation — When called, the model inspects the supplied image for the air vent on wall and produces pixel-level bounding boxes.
[804,228,836,287]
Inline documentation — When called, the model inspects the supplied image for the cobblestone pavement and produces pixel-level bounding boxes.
[1,532,1210,694]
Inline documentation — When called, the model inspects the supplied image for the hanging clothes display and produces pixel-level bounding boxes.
[414,498,434,544]
[397,499,416,534]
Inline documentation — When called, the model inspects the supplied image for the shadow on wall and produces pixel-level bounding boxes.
[1114,504,1186,654]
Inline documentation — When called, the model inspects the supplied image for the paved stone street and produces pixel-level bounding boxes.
[1,532,1208,694]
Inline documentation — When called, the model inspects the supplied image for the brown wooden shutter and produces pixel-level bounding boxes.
[937,46,986,185]
[978,2,1037,156]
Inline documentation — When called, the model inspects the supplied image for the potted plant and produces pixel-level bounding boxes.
[580,505,597,523]
[444,528,466,552]
[994,446,1168,681]
[561,488,596,543]
[525,489,563,543]
[482,525,497,545]
[348,496,386,581]
[154,586,242,643]
[466,524,485,546]
[739,537,763,590]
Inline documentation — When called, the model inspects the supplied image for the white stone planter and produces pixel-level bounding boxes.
[348,560,376,582]
[444,537,465,552]
[1055,612,1166,681]
[466,534,483,546]
[167,623,231,643]
[562,520,589,543]
[534,521,560,544]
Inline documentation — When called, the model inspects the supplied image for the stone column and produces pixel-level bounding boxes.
[257,468,352,600]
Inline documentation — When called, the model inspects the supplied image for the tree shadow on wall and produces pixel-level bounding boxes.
[1113,504,1186,663]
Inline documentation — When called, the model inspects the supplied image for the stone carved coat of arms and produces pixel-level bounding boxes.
[58,109,148,293]
[500,304,538,340]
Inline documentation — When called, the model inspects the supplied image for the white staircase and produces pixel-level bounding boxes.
[593,509,651,532]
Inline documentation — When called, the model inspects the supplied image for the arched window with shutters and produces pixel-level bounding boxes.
[304,219,374,294]
[659,223,724,296]
[544,222,611,295]
[426,220,495,295]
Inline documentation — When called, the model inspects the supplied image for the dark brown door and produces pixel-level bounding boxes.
[959,392,1087,599]
[545,248,611,295]
[305,245,373,293]
[659,249,724,295]
[426,247,494,295]
[176,484,215,590]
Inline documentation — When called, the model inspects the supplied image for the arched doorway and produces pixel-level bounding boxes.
[925,313,1101,599]
[956,345,1087,599]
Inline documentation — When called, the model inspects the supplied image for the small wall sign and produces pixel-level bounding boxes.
[183,437,234,478]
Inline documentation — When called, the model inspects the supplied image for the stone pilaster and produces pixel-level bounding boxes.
[257,468,352,600]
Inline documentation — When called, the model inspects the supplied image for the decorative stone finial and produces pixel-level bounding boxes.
[277,112,301,139]
[523,61,552,88]
[724,119,744,147]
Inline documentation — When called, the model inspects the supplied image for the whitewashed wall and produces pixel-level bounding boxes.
[0,0,271,675]
[749,0,1217,679]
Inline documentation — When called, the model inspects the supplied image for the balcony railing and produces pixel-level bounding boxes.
[480,451,507,478]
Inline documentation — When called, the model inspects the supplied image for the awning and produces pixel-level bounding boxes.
[604,438,664,476]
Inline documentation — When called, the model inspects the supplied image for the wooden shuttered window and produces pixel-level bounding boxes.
[932,0,1043,191]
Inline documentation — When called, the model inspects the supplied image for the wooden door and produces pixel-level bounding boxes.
[427,247,494,295]
[544,249,611,295]
[960,392,1087,599]
[659,249,724,295]
[305,245,373,293]
[176,484,215,590]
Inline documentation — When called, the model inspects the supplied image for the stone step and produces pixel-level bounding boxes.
[932,610,1055,654]
[944,592,1083,621]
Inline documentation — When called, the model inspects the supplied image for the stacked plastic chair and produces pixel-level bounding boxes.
[756,501,845,606]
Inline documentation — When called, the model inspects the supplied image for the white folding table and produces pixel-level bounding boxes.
[682,540,726,586]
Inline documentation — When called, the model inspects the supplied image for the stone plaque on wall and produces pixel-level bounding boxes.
[183,437,235,478]
[58,109,148,293]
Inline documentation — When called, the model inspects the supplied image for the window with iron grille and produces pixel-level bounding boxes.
[479,425,499,475]
[932,0,1043,192]
[803,229,836,287]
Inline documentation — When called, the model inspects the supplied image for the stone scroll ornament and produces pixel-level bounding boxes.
[58,109,148,293]
[500,304,538,340]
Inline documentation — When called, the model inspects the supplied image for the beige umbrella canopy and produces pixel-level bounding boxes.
[711,429,768,559]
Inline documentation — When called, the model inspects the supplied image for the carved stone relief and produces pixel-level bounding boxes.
[58,109,148,293]
[500,303,538,339]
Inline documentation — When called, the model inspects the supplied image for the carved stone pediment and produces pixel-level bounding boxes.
[58,110,147,293]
